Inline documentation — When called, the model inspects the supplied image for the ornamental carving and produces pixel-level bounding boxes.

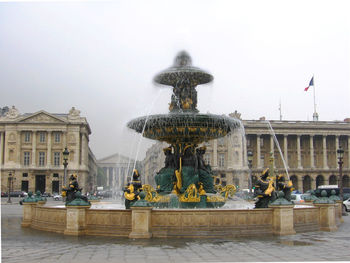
[3,106,20,119]
[68,107,81,120]
[22,113,63,123]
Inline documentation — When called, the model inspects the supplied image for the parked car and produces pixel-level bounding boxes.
[291,194,305,204]
[1,192,8,197]
[343,198,350,212]
[53,194,62,201]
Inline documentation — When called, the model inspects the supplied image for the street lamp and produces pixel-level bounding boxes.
[62,147,69,186]
[337,147,344,201]
[247,150,253,194]
[7,172,13,203]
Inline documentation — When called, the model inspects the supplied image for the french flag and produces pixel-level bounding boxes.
[304,76,314,91]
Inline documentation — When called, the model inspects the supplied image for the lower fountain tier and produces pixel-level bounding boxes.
[127,113,241,144]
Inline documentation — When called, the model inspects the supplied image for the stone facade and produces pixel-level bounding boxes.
[0,106,96,194]
[142,117,350,192]
[97,153,141,191]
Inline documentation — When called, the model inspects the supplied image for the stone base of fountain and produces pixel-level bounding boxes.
[22,201,343,238]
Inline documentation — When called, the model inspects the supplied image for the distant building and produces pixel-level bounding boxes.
[142,114,350,192]
[0,106,96,194]
[97,153,142,191]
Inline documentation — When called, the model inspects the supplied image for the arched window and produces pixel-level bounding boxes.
[329,175,337,185]
[302,175,311,193]
[316,175,325,188]
[290,175,298,190]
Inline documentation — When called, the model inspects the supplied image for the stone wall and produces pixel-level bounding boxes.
[23,203,341,238]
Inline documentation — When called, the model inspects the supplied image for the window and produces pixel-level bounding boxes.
[54,132,61,143]
[218,137,225,146]
[53,173,59,178]
[39,152,45,166]
[220,173,226,178]
[39,132,46,143]
[219,154,225,167]
[22,173,28,177]
[54,152,60,166]
[246,137,251,147]
[23,152,30,166]
[24,132,31,143]
[204,154,211,165]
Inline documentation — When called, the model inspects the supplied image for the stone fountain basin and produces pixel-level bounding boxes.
[22,200,343,238]
[127,113,241,144]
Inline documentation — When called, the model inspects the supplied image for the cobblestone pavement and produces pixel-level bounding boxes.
[2,199,350,263]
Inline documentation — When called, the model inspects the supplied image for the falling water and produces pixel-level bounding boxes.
[131,88,165,175]
[265,120,290,180]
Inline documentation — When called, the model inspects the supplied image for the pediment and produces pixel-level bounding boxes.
[98,153,133,164]
[19,111,66,124]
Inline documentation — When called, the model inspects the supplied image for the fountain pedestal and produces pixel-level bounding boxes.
[21,202,37,227]
[271,205,296,235]
[129,207,153,239]
[64,206,89,236]
[314,203,337,232]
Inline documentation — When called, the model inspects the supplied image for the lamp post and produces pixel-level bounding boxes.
[337,147,344,201]
[247,150,253,194]
[62,147,69,187]
[7,172,13,203]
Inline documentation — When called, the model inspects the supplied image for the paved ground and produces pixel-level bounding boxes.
[2,198,350,263]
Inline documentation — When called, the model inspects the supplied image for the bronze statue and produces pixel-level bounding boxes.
[62,174,88,204]
[276,174,293,202]
[163,147,177,169]
[254,168,276,208]
[123,169,143,209]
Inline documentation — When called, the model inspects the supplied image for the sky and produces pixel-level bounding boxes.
[1,0,350,160]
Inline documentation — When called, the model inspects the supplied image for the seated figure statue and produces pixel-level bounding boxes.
[123,169,143,209]
[254,168,276,208]
[276,174,293,202]
[196,146,215,193]
[62,174,88,204]
[155,147,177,193]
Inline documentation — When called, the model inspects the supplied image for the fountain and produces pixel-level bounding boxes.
[21,51,343,238]
[127,51,240,208]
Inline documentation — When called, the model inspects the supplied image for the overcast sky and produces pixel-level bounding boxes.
[1,0,349,160]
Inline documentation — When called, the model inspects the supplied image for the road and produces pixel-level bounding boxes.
[2,198,350,263]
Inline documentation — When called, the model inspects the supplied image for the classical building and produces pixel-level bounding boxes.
[142,114,350,193]
[97,153,142,191]
[0,106,96,194]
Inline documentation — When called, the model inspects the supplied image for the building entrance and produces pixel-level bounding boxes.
[35,175,46,194]
[21,181,29,192]
[52,181,59,194]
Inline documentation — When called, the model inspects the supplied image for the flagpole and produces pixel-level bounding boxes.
[312,74,319,121]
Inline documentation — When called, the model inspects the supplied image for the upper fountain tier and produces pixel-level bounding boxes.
[127,51,240,145]
[154,50,213,87]
[153,51,213,113]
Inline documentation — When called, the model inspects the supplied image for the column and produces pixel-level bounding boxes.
[17,131,22,164]
[310,135,315,168]
[283,135,288,168]
[47,131,52,167]
[81,133,88,167]
[297,135,302,169]
[335,135,339,168]
[0,132,4,165]
[106,167,110,187]
[256,134,261,168]
[213,139,218,167]
[323,135,328,169]
[348,137,350,169]
[32,131,36,166]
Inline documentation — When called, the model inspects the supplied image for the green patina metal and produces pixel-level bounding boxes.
[314,190,335,204]
[22,191,37,203]
[269,191,293,206]
[329,190,341,201]
[34,191,47,202]
[303,190,319,201]
[66,191,91,207]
